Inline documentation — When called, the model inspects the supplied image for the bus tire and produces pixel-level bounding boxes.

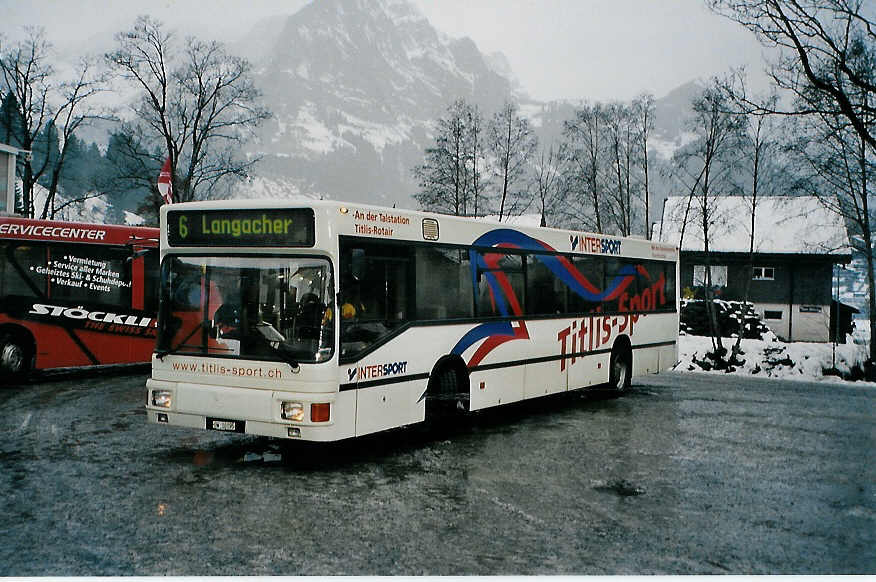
[0,331,31,382]
[426,358,469,416]
[608,341,632,393]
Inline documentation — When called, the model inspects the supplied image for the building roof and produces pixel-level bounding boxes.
[0,142,26,155]
[656,195,851,256]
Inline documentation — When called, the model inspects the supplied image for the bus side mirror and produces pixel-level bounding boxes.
[127,249,151,262]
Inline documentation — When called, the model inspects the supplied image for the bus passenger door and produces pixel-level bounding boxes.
[522,257,569,399]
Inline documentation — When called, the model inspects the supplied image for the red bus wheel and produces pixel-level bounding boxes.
[0,334,28,380]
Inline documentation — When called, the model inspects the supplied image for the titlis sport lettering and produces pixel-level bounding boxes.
[178,214,294,239]
[28,303,154,327]
[557,314,637,372]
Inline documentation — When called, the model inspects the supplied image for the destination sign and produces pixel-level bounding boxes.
[166,209,315,247]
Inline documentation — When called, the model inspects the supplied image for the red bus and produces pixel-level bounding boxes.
[0,215,159,380]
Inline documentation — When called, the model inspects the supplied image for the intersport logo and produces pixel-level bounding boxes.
[347,361,408,382]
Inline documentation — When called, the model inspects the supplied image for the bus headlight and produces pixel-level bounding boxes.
[281,401,305,422]
[151,390,173,409]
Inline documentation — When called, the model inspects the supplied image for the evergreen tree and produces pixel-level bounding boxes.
[59,135,87,200]
[33,120,60,192]
[0,91,25,147]
[102,130,160,225]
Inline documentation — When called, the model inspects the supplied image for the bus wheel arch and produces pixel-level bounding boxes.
[608,335,632,393]
[0,325,35,381]
[425,354,470,414]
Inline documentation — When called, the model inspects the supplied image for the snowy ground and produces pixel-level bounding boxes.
[676,320,876,386]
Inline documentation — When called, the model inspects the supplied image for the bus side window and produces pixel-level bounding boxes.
[602,258,638,313]
[633,260,674,312]
[415,246,473,320]
[339,241,412,356]
[526,255,565,315]
[49,245,130,306]
[0,243,46,298]
[568,256,602,314]
[475,252,523,317]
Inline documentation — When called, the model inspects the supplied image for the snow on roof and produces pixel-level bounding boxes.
[479,213,543,227]
[124,211,145,226]
[656,195,851,256]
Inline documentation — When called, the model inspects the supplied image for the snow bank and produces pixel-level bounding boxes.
[676,323,875,386]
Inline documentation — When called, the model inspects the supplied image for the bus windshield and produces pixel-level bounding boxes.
[156,255,334,363]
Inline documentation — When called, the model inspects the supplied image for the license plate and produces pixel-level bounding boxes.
[207,417,245,433]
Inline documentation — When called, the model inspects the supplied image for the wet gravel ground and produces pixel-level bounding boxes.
[0,370,873,575]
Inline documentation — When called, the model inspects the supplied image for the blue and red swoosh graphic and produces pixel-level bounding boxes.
[451,229,642,367]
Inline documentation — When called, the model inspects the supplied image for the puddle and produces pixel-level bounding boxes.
[593,478,645,497]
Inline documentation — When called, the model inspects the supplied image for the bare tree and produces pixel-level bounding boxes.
[40,57,108,219]
[0,27,51,217]
[414,98,489,216]
[0,29,106,219]
[488,101,538,221]
[559,103,607,232]
[710,0,875,154]
[532,143,566,227]
[633,93,656,237]
[465,103,490,217]
[604,102,640,236]
[106,16,269,206]
[712,0,876,365]
[786,105,875,358]
[559,99,652,236]
[414,99,472,216]
[717,72,789,358]
[671,79,747,359]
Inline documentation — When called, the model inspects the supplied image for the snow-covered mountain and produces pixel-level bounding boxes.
[44,0,706,213]
[245,0,520,206]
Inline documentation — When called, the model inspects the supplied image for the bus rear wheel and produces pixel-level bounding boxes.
[609,345,632,393]
[0,333,29,381]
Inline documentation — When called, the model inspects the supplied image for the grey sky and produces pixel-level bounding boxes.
[1,0,769,102]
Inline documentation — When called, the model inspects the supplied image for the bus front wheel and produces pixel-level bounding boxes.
[608,344,632,393]
[426,359,469,416]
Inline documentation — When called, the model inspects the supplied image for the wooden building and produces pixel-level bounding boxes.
[656,196,853,342]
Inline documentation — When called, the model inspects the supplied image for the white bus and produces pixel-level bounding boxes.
[146,200,678,441]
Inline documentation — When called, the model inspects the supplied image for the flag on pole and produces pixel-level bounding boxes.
[158,156,173,204]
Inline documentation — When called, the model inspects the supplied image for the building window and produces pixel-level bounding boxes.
[693,264,727,287]
[752,266,775,280]
[764,310,783,320]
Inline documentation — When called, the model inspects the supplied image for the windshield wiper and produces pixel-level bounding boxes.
[275,343,301,372]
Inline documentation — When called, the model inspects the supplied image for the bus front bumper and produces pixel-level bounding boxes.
[145,379,356,442]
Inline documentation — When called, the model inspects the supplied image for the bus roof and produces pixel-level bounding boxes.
[160,199,678,261]
[0,215,159,247]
